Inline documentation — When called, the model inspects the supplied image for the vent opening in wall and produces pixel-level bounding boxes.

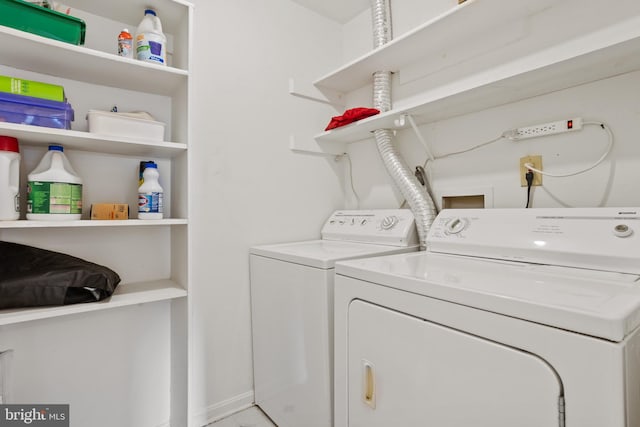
[435,187,493,210]
[442,195,485,209]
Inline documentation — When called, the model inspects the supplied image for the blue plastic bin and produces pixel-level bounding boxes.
[0,92,74,129]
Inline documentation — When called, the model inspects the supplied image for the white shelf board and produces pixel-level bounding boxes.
[289,134,347,156]
[316,18,640,144]
[0,279,187,326]
[0,219,187,229]
[289,78,345,107]
[0,26,188,95]
[63,0,193,36]
[314,0,557,92]
[0,122,187,158]
[315,110,397,144]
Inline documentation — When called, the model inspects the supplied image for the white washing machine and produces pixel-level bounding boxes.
[250,210,418,427]
[334,208,640,427]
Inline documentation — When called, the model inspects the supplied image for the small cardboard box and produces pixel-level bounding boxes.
[90,203,129,220]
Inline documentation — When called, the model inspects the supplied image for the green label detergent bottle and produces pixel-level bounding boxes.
[27,145,83,220]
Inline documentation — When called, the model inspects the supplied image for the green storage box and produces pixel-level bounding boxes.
[0,0,85,45]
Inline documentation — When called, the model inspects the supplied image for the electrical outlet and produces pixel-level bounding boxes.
[511,118,583,140]
[520,155,543,187]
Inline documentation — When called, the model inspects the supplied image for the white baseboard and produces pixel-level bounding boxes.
[192,390,255,426]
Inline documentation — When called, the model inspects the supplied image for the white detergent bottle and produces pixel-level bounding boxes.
[136,9,167,65]
[0,136,20,220]
[27,145,83,220]
[138,163,163,219]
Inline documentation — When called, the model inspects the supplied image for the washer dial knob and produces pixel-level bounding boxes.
[613,224,633,238]
[445,217,468,234]
[381,215,399,230]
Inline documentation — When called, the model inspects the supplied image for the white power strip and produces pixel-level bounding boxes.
[508,118,583,140]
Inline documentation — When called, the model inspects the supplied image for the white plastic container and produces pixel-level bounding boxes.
[138,163,163,219]
[136,9,167,65]
[0,136,20,220]
[27,145,83,220]
[87,110,165,142]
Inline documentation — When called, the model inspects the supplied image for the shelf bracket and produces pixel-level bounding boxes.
[289,134,346,157]
[405,114,435,161]
[289,78,345,108]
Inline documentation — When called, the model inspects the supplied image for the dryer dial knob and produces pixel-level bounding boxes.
[445,217,468,234]
[613,224,633,238]
[381,215,399,230]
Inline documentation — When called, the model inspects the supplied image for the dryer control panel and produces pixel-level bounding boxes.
[427,208,640,274]
[321,210,418,247]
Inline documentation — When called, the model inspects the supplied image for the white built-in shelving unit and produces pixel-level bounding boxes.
[0,0,192,425]
[292,0,640,154]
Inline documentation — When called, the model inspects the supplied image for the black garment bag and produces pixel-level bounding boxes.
[0,241,121,309]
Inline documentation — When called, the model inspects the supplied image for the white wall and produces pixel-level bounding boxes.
[188,0,344,423]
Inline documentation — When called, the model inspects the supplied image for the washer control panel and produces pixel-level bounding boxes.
[427,208,640,274]
[321,210,418,247]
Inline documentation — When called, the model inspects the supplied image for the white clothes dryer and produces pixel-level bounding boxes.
[250,209,418,427]
[334,208,640,427]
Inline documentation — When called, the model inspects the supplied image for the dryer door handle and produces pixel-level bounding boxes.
[363,359,376,409]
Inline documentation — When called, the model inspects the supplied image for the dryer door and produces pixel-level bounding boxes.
[348,300,563,427]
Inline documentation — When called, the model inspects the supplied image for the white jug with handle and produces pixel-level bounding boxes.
[0,136,20,220]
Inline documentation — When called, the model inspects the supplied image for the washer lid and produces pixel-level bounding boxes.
[250,240,416,269]
[336,251,640,342]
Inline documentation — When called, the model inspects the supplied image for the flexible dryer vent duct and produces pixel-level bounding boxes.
[370,0,437,250]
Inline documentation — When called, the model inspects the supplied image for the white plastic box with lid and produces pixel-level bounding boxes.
[86,110,166,142]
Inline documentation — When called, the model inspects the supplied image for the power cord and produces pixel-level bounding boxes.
[524,122,613,177]
[434,134,506,160]
[399,135,506,209]
[525,170,534,208]
[339,153,361,208]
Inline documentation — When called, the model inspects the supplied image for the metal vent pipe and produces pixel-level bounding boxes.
[370,0,437,249]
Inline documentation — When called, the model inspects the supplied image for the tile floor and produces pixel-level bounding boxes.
[208,406,276,427]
